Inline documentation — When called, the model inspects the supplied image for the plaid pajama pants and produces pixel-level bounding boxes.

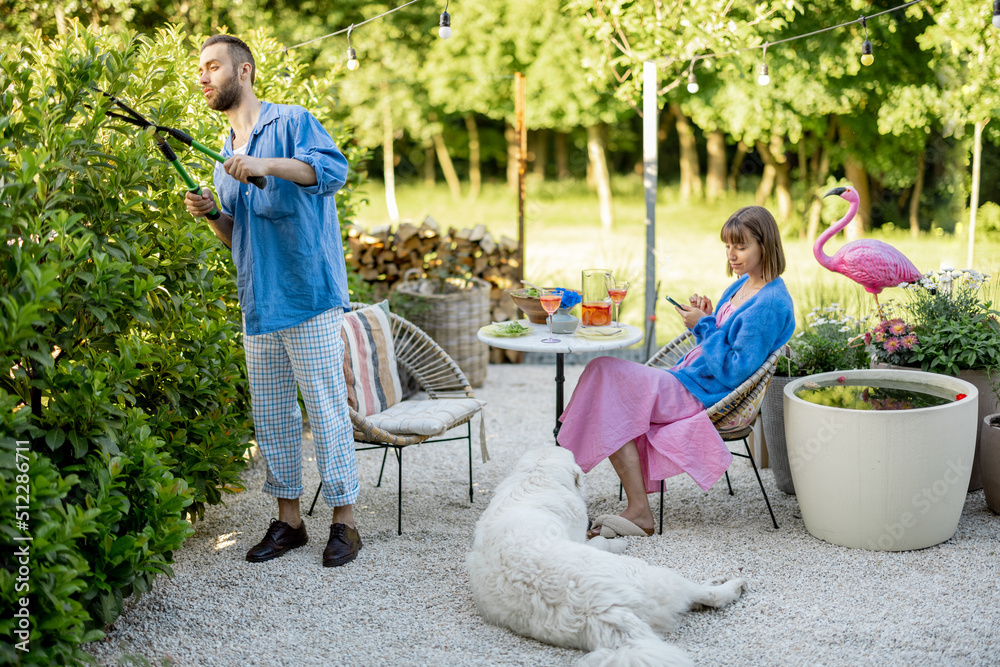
[244,307,359,508]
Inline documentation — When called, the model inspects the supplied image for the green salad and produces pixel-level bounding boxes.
[494,321,531,335]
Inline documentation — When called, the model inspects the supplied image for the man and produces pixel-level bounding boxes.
[184,35,361,567]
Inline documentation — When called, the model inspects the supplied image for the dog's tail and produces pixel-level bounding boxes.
[577,637,693,667]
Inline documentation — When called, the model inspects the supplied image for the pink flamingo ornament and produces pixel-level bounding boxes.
[817,185,923,316]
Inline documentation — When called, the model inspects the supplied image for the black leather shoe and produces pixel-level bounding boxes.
[245,518,308,563]
[323,523,362,567]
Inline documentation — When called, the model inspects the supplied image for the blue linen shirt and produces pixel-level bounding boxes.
[214,101,350,335]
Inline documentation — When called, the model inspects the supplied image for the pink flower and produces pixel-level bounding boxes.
[873,330,886,343]
[889,321,907,335]
[837,376,846,383]
[864,331,872,345]
[883,338,901,353]
[901,333,918,350]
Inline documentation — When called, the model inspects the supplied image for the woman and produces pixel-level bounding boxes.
[557,206,795,538]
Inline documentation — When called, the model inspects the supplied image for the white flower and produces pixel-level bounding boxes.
[839,326,851,332]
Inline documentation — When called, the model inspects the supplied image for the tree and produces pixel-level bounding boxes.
[918,0,1000,266]
[424,0,624,225]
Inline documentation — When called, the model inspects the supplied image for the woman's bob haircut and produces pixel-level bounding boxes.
[720,205,786,281]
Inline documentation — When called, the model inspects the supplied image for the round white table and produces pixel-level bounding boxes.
[478,320,643,440]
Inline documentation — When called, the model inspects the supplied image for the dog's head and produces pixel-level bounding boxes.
[512,446,586,495]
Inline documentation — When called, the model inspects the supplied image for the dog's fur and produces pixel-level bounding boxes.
[467,447,746,666]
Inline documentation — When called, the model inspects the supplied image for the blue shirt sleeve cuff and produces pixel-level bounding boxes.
[292,150,348,196]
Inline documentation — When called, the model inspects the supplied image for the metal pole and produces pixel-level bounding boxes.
[643,61,658,355]
[515,72,526,286]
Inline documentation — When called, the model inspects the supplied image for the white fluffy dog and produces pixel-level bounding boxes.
[467,447,747,666]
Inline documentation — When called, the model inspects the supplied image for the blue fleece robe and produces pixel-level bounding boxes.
[667,276,795,408]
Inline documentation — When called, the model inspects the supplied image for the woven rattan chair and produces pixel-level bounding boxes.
[628,330,781,533]
[307,303,485,535]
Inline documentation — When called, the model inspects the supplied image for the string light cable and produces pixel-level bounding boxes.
[269,0,452,55]
[656,0,928,92]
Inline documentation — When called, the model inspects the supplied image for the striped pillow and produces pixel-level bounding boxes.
[341,303,403,418]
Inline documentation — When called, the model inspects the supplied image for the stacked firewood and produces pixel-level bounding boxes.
[343,216,525,356]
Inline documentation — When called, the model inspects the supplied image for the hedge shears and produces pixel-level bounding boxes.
[91,87,267,221]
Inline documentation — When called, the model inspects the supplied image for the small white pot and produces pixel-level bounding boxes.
[784,369,978,551]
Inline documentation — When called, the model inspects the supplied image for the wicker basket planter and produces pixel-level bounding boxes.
[393,275,491,387]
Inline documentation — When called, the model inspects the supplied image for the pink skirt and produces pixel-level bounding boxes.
[556,356,732,493]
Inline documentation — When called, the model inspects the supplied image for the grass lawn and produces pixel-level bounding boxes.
[355,178,1000,346]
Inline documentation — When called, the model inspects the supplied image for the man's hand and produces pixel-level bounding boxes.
[223,154,269,184]
[185,188,218,218]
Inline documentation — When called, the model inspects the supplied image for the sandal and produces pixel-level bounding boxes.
[590,514,654,539]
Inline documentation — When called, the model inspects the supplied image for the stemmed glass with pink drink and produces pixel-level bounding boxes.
[605,279,629,328]
[539,290,563,343]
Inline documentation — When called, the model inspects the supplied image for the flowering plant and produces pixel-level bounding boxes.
[865,318,919,367]
[893,269,1000,376]
[549,288,582,310]
[780,305,868,376]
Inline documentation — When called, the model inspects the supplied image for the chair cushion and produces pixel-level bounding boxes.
[341,302,403,418]
[365,398,486,436]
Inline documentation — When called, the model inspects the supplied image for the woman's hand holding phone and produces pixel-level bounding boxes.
[666,293,713,329]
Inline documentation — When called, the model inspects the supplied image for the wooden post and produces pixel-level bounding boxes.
[515,72,526,286]
[968,118,989,268]
[643,61,658,358]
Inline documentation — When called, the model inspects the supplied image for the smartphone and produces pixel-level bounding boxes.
[664,295,685,308]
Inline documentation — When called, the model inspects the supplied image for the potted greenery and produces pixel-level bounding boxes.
[877,269,1000,491]
[984,411,1000,514]
[762,305,869,494]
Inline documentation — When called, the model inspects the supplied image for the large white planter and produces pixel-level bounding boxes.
[784,369,978,551]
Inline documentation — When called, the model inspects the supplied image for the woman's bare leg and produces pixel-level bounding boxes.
[602,439,655,533]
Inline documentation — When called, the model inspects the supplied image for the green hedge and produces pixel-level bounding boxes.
[0,24,366,664]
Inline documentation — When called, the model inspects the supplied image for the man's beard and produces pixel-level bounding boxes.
[207,70,243,112]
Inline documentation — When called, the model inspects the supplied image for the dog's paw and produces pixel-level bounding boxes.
[705,575,747,591]
[587,536,627,554]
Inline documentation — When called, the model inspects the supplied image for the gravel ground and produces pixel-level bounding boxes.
[87,364,1000,667]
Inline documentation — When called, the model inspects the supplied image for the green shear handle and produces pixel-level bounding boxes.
[154,135,221,220]
[163,127,267,190]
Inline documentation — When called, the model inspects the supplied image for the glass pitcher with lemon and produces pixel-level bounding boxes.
[581,269,613,326]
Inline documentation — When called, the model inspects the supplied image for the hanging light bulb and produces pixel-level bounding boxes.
[861,40,874,66]
[757,64,770,86]
[993,1,1000,29]
[686,60,699,93]
[439,2,452,39]
[860,17,874,66]
[346,25,359,71]
[757,43,770,86]
[687,71,699,94]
